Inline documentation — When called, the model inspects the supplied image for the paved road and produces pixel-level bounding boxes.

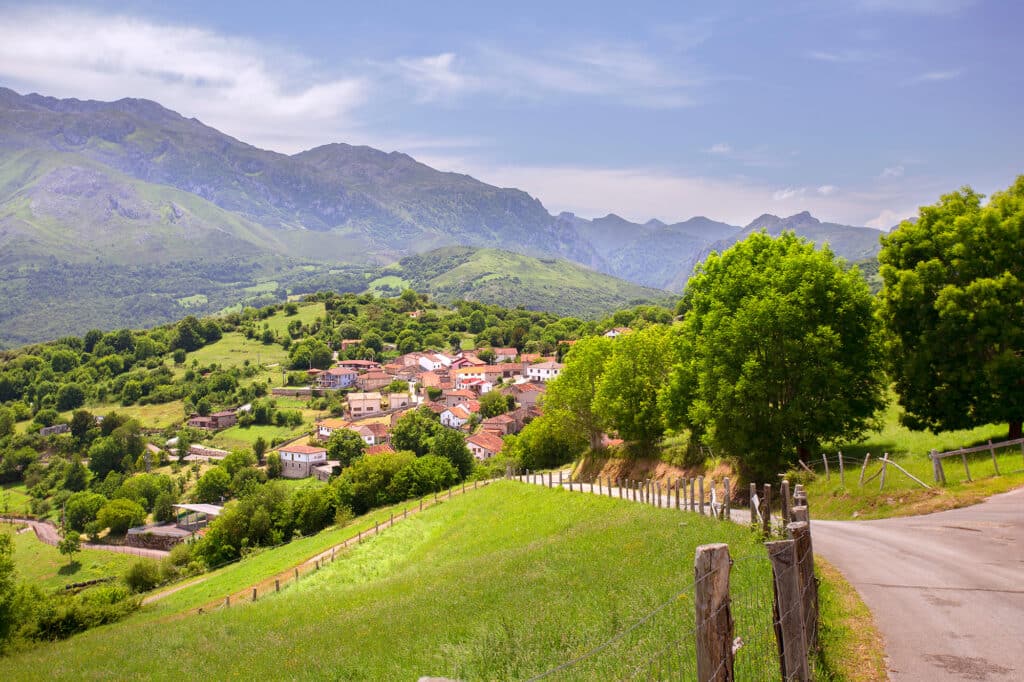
[518,474,1023,680]
[812,488,1023,681]
[1,516,169,559]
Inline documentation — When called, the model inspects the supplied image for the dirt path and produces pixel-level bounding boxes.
[1,516,169,559]
[518,473,1023,681]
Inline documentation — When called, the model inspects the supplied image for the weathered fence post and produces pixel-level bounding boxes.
[559,470,563,487]
[787,521,818,651]
[822,455,829,482]
[548,472,553,488]
[838,452,845,487]
[780,480,791,527]
[766,539,810,681]
[690,477,697,512]
[375,521,379,535]
[698,476,705,515]
[988,439,1001,476]
[275,579,280,592]
[724,478,731,520]
[931,449,943,484]
[763,484,772,537]
[419,498,423,512]
[294,567,299,580]
[224,596,230,608]
[879,453,890,492]
[749,483,758,528]
[694,543,735,682]
[252,587,257,601]
[961,449,972,482]
[859,453,871,486]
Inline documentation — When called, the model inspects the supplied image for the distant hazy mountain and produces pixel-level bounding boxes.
[0,86,886,343]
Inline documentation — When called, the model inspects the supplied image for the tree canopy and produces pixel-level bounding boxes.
[878,177,1024,438]
[666,231,886,479]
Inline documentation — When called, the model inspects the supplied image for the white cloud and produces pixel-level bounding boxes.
[866,208,914,229]
[772,187,806,201]
[911,68,965,83]
[805,49,879,63]
[708,143,732,154]
[817,185,838,196]
[0,7,367,153]
[881,165,906,178]
[393,52,474,101]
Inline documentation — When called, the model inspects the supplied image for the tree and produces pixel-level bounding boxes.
[387,455,458,499]
[69,409,95,441]
[477,348,496,364]
[62,455,90,492]
[57,530,81,566]
[252,436,268,464]
[478,390,513,418]
[88,436,127,479]
[427,428,474,479]
[668,231,886,480]
[153,492,176,523]
[390,407,442,457]
[173,316,206,352]
[504,412,587,470]
[594,326,672,453]
[64,491,108,532]
[878,177,1024,438]
[194,467,230,503]
[326,429,366,469]
[289,338,333,370]
[56,383,86,411]
[543,335,615,450]
[97,498,146,535]
[266,452,283,479]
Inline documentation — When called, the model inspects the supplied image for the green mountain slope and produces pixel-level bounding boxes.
[382,246,676,318]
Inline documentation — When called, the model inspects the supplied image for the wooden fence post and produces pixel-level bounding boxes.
[690,478,697,512]
[698,476,705,515]
[294,567,299,580]
[252,588,257,601]
[548,472,553,488]
[275,579,280,592]
[225,596,230,608]
[763,484,772,537]
[766,539,810,681]
[723,477,730,520]
[879,453,889,492]
[750,483,758,527]
[694,543,734,682]
[859,453,871,486]
[961,449,972,482]
[822,455,829,482]
[838,452,845,487]
[988,440,1001,476]
[676,478,681,509]
[787,521,818,651]
[780,480,791,527]
[559,470,563,487]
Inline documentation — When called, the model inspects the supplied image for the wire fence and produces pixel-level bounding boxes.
[508,473,821,681]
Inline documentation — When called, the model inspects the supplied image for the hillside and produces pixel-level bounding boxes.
[380,247,676,319]
[0,483,771,680]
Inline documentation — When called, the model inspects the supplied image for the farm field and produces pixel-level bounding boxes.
[0,482,776,680]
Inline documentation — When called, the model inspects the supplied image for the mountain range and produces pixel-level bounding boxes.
[0,87,885,345]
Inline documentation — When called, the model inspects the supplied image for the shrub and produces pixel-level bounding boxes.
[123,559,162,593]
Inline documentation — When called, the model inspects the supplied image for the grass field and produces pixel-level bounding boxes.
[210,423,311,450]
[0,482,778,680]
[0,524,136,592]
[0,484,33,517]
[805,398,1024,519]
[262,302,325,335]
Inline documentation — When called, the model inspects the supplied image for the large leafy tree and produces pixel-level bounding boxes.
[390,406,442,457]
[878,178,1024,438]
[326,429,366,469]
[543,335,614,450]
[594,326,672,453]
[668,231,885,479]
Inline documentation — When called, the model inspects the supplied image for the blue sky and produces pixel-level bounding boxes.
[0,0,1020,227]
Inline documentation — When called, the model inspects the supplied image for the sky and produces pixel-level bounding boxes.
[0,0,1020,228]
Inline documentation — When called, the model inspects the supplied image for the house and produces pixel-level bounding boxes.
[458,377,494,395]
[186,409,238,431]
[519,353,542,363]
[38,423,70,436]
[504,381,547,409]
[421,401,447,416]
[452,364,520,390]
[451,354,486,369]
[361,422,391,445]
[420,371,442,388]
[467,431,504,460]
[493,347,518,362]
[440,405,471,429]
[315,367,358,390]
[604,327,632,338]
[417,352,453,371]
[358,371,394,391]
[526,361,564,382]
[366,443,396,456]
[277,444,328,479]
[315,418,351,440]
[443,389,477,408]
[337,359,381,373]
[348,392,382,417]
[480,413,518,436]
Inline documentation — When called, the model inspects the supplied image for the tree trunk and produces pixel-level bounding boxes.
[1010,421,1022,440]
[796,444,812,465]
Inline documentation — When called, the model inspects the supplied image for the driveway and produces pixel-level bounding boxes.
[811,488,1023,681]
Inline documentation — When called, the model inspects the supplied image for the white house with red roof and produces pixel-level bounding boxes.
[467,431,504,460]
[277,444,328,479]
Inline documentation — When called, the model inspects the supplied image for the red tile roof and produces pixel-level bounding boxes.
[467,431,504,453]
[278,444,327,455]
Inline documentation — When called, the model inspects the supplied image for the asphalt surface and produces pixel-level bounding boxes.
[811,488,1023,681]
